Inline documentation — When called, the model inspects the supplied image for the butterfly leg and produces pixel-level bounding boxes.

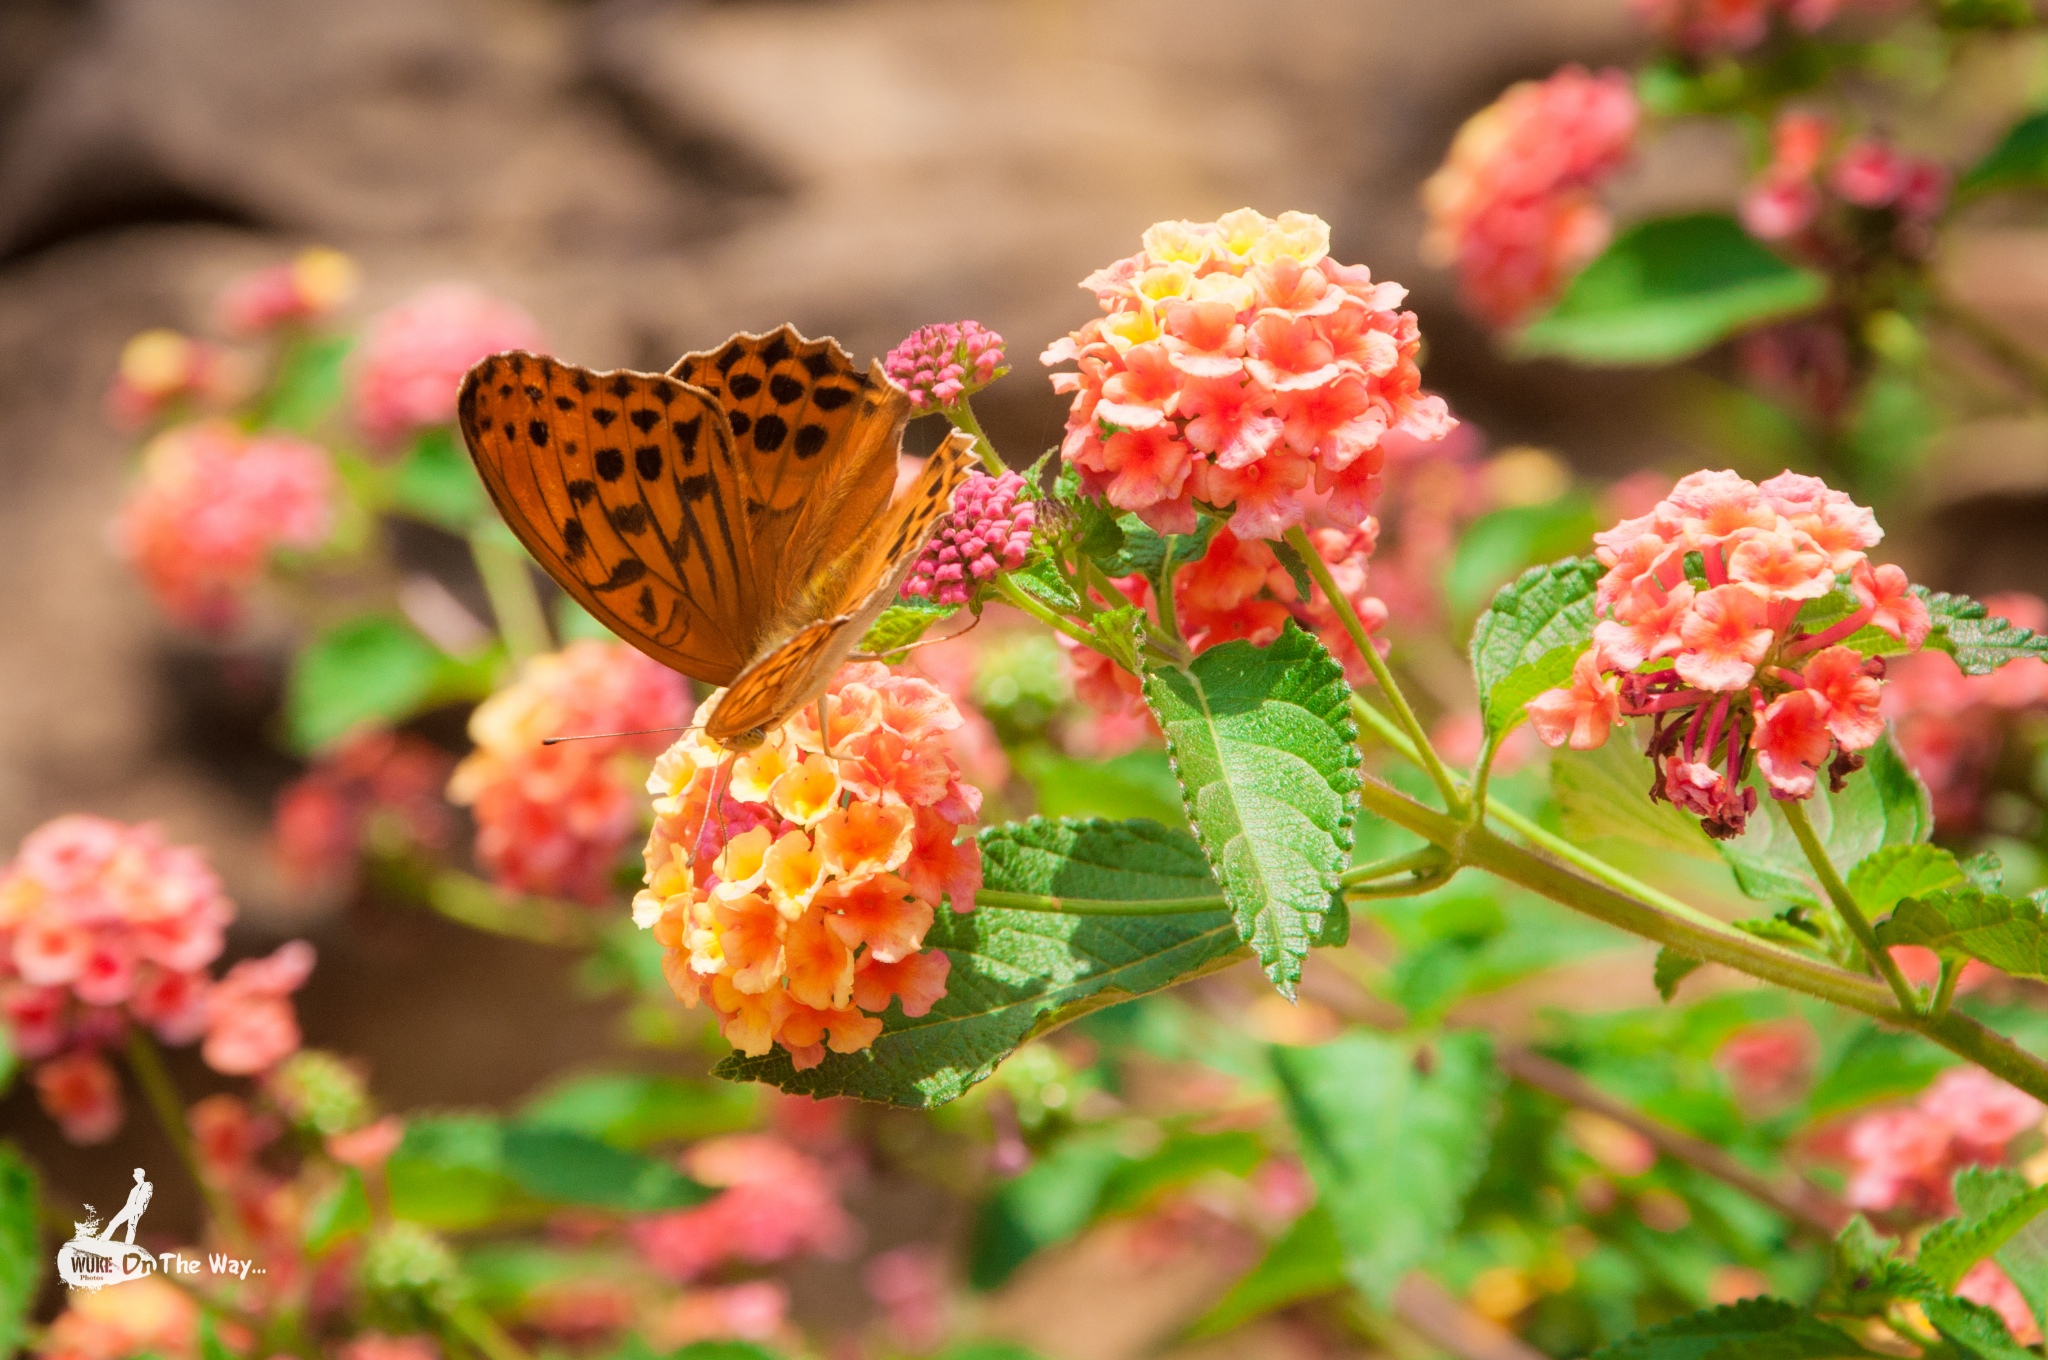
[816,694,839,761]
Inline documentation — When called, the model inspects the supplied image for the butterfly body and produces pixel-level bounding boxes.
[457,326,975,747]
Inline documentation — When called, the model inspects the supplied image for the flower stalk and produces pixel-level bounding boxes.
[1780,797,1921,1014]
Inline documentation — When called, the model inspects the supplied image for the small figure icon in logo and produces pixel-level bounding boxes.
[56,1168,156,1290]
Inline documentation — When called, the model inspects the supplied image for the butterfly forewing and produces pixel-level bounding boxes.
[458,352,762,684]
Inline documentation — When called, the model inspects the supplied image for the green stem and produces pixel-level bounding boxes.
[1781,798,1921,1015]
[1346,865,1457,900]
[467,525,552,663]
[976,889,1227,915]
[1931,956,1962,1021]
[1339,847,1449,888]
[447,1302,533,1360]
[1286,528,1463,813]
[994,573,1107,653]
[124,1029,237,1231]
[1156,535,1184,643]
[943,396,1007,475]
[1470,732,1502,823]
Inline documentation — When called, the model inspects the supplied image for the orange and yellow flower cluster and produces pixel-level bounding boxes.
[636,664,982,1070]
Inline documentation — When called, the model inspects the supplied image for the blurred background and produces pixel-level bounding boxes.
[8,2,2048,1354]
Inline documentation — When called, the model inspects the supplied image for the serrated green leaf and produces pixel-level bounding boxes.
[1486,642,1590,739]
[1848,845,1967,918]
[1474,557,1597,733]
[1875,889,2048,979]
[1446,501,1600,618]
[1919,1167,2048,1290]
[1733,913,1824,952]
[716,819,1244,1106]
[499,1125,710,1213]
[1589,1298,1881,1360]
[1010,557,1081,613]
[1142,624,1358,995]
[1183,1205,1345,1340]
[388,426,489,530]
[1518,214,1829,366]
[1961,111,2048,197]
[1822,1215,1935,1316]
[862,598,960,662]
[1655,948,1703,1001]
[262,334,354,434]
[0,1145,39,1359]
[1268,535,1315,600]
[1964,1165,2048,1333]
[1721,735,1930,906]
[1926,1295,2037,1360]
[1270,1031,1501,1304]
[1552,738,1719,860]
[519,1073,757,1149]
[1918,589,2048,675]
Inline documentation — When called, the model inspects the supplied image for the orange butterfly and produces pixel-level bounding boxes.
[457,326,975,748]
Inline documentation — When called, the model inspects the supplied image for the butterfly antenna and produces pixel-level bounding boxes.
[709,753,731,846]
[541,722,699,746]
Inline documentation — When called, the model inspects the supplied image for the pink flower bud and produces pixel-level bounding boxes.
[884,321,1008,410]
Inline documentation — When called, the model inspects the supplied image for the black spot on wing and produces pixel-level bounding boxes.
[752,414,788,452]
[553,395,574,411]
[609,375,633,399]
[768,373,804,404]
[567,480,598,506]
[527,420,549,447]
[637,586,658,625]
[630,408,660,433]
[729,411,752,437]
[594,448,626,481]
[801,351,835,379]
[593,409,617,427]
[759,334,793,368]
[716,344,743,373]
[727,372,762,399]
[608,503,649,534]
[793,423,828,459]
[523,384,543,402]
[572,370,593,394]
[811,385,855,411]
[597,558,647,591]
[636,445,663,479]
[562,519,589,562]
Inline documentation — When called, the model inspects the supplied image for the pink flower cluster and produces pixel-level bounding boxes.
[1742,113,1947,244]
[273,730,456,892]
[215,247,361,336]
[112,420,336,632]
[637,663,982,1069]
[1526,470,1928,837]
[103,329,246,432]
[352,283,544,448]
[1631,0,1859,53]
[448,640,692,903]
[900,470,1037,605]
[1884,594,2048,828]
[1044,209,1453,541]
[1838,1066,2044,1218]
[883,320,1007,411]
[0,815,315,1143]
[630,1134,854,1281]
[1421,67,1639,328]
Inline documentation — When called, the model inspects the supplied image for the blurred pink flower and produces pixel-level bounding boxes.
[215,247,360,336]
[112,421,336,632]
[203,940,316,1076]
[1959,1260,2043,1345]
[1884,593,2048,828]
[273,730,456,892]
[353,283,543,447]
[104,330,245,432]
[1841,1067,2045,1217]
[631,1135,855,1281]
[33,1049,123,1145]
[339,1335,440,1360]
[649,1282,789,1350]
[865,1245,950,1353]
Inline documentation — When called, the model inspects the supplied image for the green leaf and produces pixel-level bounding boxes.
[1519,214,1828,366]
[1552,737,1719,860]
[715,819,1245,1106]
[1875,889,2048,979]
[0,1145,40,1360]
[1183,1205,1344,1340]
[862,598,959,662]
[1017,747,1187,828]
[285,613,491,753]
[1919,1167,2048,1290]
[388,426,490,530]
[1267,535,1315,600]
[1962,111,2048,197]
[1805,1027,1953,1120]
[1918,589,2048,675]
[1089,512,1216,583]
[1655,948,1703,1001]
[1588,1298,1881,1360]
[1822,1216,1935,1316]
[1847,845,1968,918]
[671,1345,783,1360]
[1925,1295,2036,1360]
[262,334,354,434]
[1009,557,1081,614]
[387,1115,529,1230]
[969,1131,1128,1288]
[935,1344,1052,1360]
[1142,623,1361,995]
[303,1169,371,1257]
[1733,912,1825,953]
[1270,1030,1501,1303]
[1966,1165,2048,1334]
[499,1125,710,1214]
[1446,502,1599,618]
[1488,643,1589,740]
[1095,1130,1265,1217]
[1468,552,1600,722]
[1937,0,2036,31]
[518,1073,758,1149]
[1720,735,1931,906]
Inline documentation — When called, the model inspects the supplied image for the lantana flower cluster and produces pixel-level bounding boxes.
[883,320,1007,411]
[0,815,316,1143]
[1421,66,1639,328]
[1741,112,1947,246]
[635,663,982,1070]
[1630,0,1862,54]
[1043,208,1453,542]
[103,328,247,432]
[215,246,362,336]
[1837,1066,2044,1224]
[273,729,456,892]
[1526,470,1929,838]
[112,420,337,632]
[901,470,1037,606]
[448,640,692,903]
[353,282,545,448]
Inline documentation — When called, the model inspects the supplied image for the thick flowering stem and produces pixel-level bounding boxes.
[942,396,1007,476]
[1286,526,1465,814]
[467,523,552,662]
[1780,798,1921,1015]
[976,889,1228,915]
[993,572,1107,654]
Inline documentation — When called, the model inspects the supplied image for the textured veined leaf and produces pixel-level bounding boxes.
[1847,844,1968,918]
[1589,1298,1882,1359]
[1918,588,2048,675]
[1875,889,2048,979]
[1468,557,1601,722]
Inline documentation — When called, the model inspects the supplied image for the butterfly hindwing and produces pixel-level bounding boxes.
[458,351,763,684]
